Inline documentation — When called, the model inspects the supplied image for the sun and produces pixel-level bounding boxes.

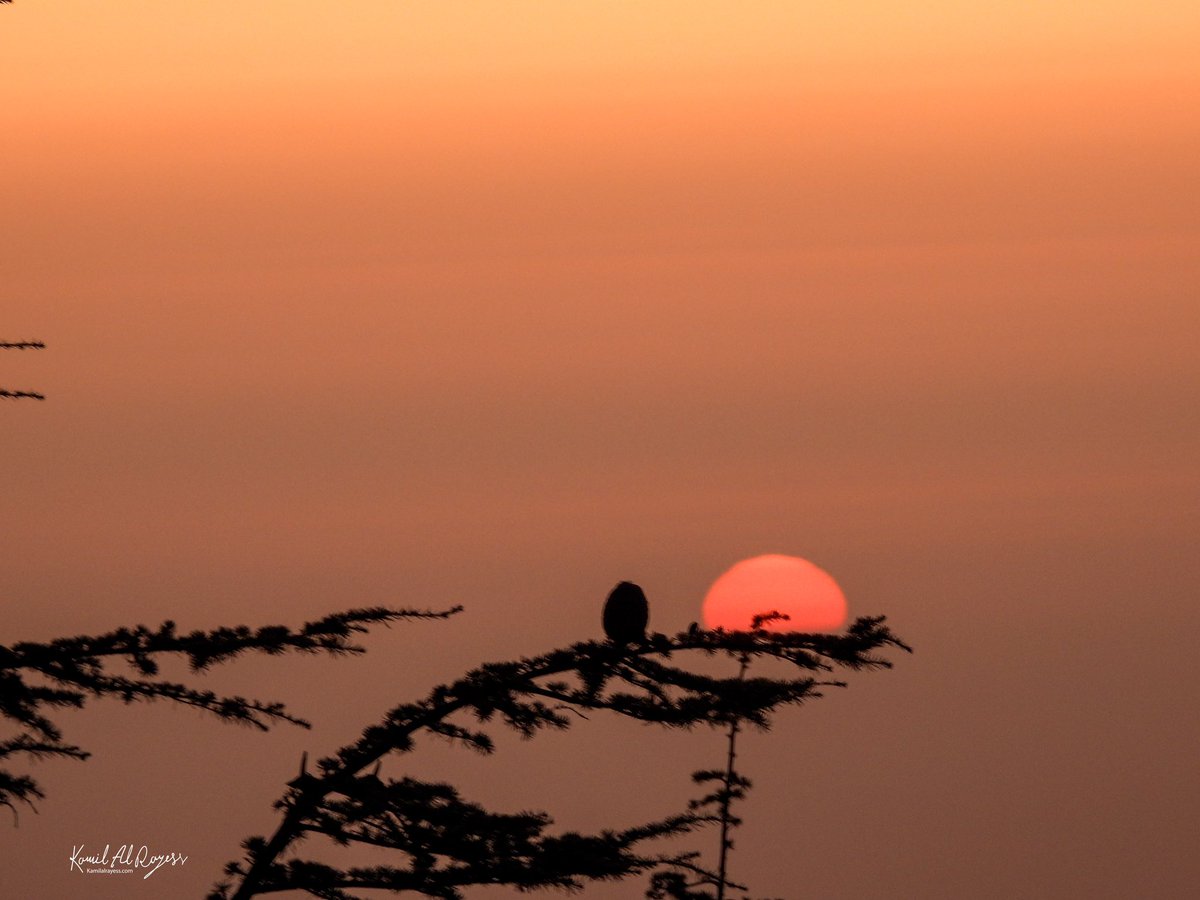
[702,554,848,633]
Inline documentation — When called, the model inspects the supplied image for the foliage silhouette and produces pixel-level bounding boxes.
[213,615,909,899]
[0,605,461,822]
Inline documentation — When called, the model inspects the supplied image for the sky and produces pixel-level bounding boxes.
[2,2,1198,897]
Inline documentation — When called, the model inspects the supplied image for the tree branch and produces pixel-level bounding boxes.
[216,617,909,898]
[0,606,462,814]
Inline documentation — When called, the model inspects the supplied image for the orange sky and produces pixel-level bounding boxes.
[3,3,1199,898]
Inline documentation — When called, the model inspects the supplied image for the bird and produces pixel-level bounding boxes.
[602,581,649,644]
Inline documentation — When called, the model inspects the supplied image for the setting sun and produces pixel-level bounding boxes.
[703,555,848,633]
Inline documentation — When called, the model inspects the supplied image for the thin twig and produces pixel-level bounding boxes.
[716,654,748,900]
[1,340,46,399]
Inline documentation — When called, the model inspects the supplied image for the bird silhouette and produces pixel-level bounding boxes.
[602,581,649,644]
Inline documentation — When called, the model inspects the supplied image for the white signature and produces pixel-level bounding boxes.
[69,844,188,879]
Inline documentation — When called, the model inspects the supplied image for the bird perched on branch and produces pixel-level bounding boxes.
[602,581,649,644]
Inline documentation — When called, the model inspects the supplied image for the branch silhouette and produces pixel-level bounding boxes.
[214,616,909,899]
[0,605,462,822]
[0,340,45,400]
[667,610,793,900]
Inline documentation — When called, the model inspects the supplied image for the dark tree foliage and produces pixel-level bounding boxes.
[0,340,46,400]
[0,605,461,821]
[213,617,909,899]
